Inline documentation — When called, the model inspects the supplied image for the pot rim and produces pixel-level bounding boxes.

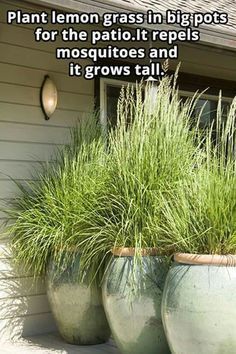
[112,247,159,257]
[174,253,236,266]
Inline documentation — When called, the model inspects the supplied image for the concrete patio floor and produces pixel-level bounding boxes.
[0,333,121,354]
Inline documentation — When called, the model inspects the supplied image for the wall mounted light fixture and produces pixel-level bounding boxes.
[145,75,158,113]
[40,75,58,120]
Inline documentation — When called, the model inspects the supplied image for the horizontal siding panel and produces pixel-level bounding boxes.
[0,141,59,161]
[0,312,56,341]
[0,102,90,127]
[171,60,236,82]
[0,0,53,21]
[0,294,51,319]
[0,221,13,238]
[59,90,94,112]
[0,180,27,198]
[0,258,41,277]
[0,23,54,52]
[0,276,46,299]
[0,160,46,180]
[0,262,32,279]
[0,211,10,219]
[0,42,78,74]
[0,122,70,144]
[179,45,236,72]
[0,1,96,32]
[0,83,94,111]
[0,22,93,52]
[0,42,69,73]
[0,258,18,272]
[0,21,132,51]
[0,63,94,95]
[0,241,10,259]
[0,220,9,234]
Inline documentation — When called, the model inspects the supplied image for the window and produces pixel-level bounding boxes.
[100,78,132,132]
[180,90,232,128]
[99,79,233,132]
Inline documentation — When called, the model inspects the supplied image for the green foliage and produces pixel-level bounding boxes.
[158,96,236,255]
[76,75,203,274]
[4,73,236,284]
[4,115,109,277]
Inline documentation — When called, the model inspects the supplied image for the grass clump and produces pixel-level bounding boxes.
[158,96,236,255]
[76,75,202,273]
[4,116,109,277]
[4,72,236,284]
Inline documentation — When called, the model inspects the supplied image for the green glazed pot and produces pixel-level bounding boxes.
[162,253,236,354]
[47,253,110,345]
[102,250,170,354]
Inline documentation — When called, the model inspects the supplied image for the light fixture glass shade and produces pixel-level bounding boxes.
[145,76,158,113]
[40,76,58,120]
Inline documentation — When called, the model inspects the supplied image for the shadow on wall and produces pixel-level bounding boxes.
[0,242,56,342]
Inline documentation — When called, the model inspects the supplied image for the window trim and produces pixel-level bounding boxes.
[179,90,233,126]
[179,90,233,102]
[99,78,133,133]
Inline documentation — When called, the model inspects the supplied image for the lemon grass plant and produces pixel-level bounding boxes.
[4,115,109,277]
[6,72,233,284]
[76,75,203,274]
[158,96,236,255]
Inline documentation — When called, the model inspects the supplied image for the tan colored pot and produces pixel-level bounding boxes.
[174,253,236,266]
[112,247,159,257]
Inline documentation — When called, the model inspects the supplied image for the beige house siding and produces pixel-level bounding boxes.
[173,43,236,82]
[0,0,94,341]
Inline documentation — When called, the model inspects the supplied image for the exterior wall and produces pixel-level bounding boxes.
[0,0,94,341]
[174,42,236,82]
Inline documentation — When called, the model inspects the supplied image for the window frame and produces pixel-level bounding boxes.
[99,77,133,133]
[179,90,233,126]
[179,90,233,103]
[99,78,235,133]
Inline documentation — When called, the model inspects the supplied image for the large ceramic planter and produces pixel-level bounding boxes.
[162,253,236,354]
[47,253,110,345]
[102,248,170,354]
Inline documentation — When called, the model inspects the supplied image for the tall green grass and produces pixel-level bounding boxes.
[158,96,236,255]
[76,75,203,275]
[5,73,235,284]
[4,115,109,277]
